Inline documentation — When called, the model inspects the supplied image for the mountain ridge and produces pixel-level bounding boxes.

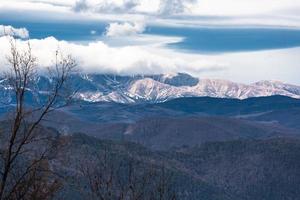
[1,72,300,104]
[72,73,300,103]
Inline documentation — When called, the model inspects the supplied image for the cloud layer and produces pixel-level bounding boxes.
[1,0,300,28]
[72,0,140,13]
[70,0,300,18]
[0,35,223,75]
[71,0,195,15]
[0,35,299,84]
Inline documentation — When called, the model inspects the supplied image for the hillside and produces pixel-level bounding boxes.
[51,133,300,200]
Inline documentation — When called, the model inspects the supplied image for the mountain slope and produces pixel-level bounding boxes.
[119,116,298,150]
[170,138,300,200]
[43,133,300,200]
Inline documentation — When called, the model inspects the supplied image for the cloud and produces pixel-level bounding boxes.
[68,0,300,20]
[72,0,140,13]
[0,35,225,77]
[70,0,198,16]
[0,35,299,85]
[159,0,197,15]
[190,0,300,16]
[73,0,89,12]
[0,25,29,39]
[1,0,300,28]
[105,22,145,37]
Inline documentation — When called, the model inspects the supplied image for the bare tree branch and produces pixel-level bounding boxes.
[0,37,76,200]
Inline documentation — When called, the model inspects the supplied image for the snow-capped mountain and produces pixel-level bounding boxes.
[1,73,300,104]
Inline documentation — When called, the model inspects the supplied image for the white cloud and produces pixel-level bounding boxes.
[0,35,299,85]
[73,0,197,15]
[0,35,225,76]
[0,25,29,39]
[0,0,70,13]
[72,0,140,13]
[190,0,300,16]
[71,0,199,16]
[159,0,197,15]
[105,22,145,37]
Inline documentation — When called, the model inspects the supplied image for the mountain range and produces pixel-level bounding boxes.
[1,73,300,104]
[75,73,300,103]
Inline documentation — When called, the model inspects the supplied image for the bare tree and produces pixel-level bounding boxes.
[0,39,76,200]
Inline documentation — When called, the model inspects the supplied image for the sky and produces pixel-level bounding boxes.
[0,0,300,84]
